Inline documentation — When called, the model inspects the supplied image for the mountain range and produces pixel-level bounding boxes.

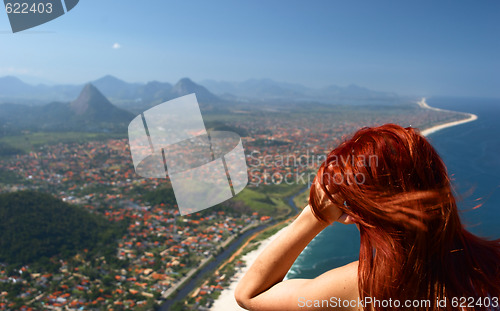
[202,78,399,103]
[0,75,222,106]
[0,75,400,107]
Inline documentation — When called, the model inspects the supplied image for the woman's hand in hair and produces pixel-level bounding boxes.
[309,181,343,225]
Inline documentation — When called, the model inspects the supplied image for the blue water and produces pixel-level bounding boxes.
[287,97,500,279]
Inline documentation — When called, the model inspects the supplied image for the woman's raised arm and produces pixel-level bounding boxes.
[234,204,360,311]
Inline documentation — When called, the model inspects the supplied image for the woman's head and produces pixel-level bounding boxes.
[309,123,500,310]
[310,123,454,231]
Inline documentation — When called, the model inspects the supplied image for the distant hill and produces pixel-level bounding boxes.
[0,76,37,96]
[201,78,400,104]
[70,83,134,123]
[0,191,125,267]
[201,78,307,100]
[0,76,81,103]
[138,80,173,104]
[92,75,143,99]
[170,78,220,103]
[0,84,134,132]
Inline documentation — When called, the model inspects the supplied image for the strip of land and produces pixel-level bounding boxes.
[417,98,478,136]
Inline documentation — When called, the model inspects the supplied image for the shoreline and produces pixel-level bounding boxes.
[209,97,478,309]
[417,97,478,137]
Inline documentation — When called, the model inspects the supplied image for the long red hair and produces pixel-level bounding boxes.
[309,124,500,311]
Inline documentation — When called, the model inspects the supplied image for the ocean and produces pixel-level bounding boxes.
[287,97,500,279]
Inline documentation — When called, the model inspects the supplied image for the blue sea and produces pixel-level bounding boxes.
[287,97,500,279]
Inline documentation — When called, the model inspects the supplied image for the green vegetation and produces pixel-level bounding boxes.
[0,142,25,157]
[231,183,305,218]
[251,138,291,147]
[254,182,306,197]
[205,120,249,137]
[293,188,310,210]
[0,190,126,269]
[0,168,22,184]
[136,184,177,207]
[233,188,286,217]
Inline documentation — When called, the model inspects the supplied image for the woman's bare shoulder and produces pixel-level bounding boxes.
[309,260,361,310]
[316,260,359,294]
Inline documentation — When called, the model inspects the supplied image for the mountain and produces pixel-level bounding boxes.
[0,84,134,132]
[0,76,36,96]
[92,75,143,100]
[118,78,221,109]
[170,78,221,103]
[138,80,173,103]
[70,83,134,123]
[0,191,125,267]
[0,76,80,104]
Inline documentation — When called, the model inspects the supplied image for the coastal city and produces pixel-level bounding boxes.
[0,100,469,310]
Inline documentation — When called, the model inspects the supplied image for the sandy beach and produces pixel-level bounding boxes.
[209,228,286,311]
[417,98,478,137]
[209,97,478,310]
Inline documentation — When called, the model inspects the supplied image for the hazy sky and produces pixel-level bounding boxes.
[0,0,499,97]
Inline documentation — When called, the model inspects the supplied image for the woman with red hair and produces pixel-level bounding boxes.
[235,124,500,311]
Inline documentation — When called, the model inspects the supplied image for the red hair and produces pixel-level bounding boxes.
[309,124,500,311]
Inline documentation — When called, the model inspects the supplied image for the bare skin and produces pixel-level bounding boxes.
[234,201,361,311]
